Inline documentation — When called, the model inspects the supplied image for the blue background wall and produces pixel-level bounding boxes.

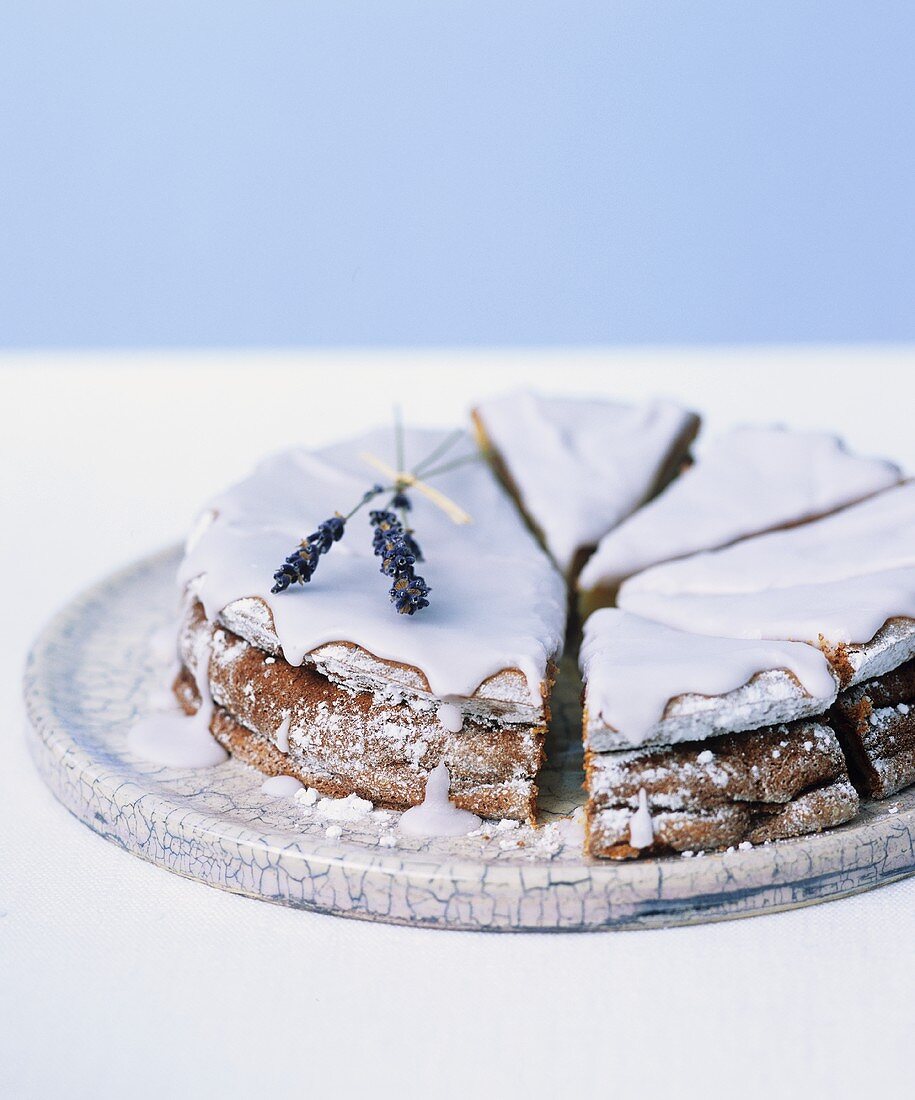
[1,2,913,348]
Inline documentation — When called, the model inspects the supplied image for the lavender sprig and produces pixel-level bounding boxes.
[269,422,466,615]
[369,509,430,615]
[270,484,384,594]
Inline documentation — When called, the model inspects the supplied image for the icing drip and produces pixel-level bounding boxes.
[398,761,482,837]
[260,774,304,797]
[178,427,565,706]
[579,425,900,591]
[274,715,291,754]
[437,703,463,733]
[476,391,698,574]
[629,788,654,849]
[128,632,229,768]
[580,609,838,747]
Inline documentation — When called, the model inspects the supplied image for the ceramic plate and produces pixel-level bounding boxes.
[24,548,915,931]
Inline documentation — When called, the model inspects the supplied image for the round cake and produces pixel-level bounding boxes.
[131,391,915,859]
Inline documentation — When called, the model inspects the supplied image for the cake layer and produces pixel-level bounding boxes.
[586,721,859,859]
[472,391,699,576]
[580,610,838,751]
[176,600,545,820]
[179,426,566,712]
[578,425,900,609]
[831,658,915,799]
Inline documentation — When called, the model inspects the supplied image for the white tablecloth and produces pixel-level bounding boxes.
[3,348,913,1099]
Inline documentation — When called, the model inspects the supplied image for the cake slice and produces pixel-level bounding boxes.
[578,425,900,613]
[586,722,859,859]
[175,427,566,821]
[619,481,915,688]
[472,391,699,578]
[830,657,915,799]
[580,610,856,858]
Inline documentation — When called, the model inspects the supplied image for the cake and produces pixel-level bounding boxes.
[137,392,915,859]
[617,480,915,687]
[472,391,699,578]
[580,610,857,858]
[577,425,901,614]
[174,427,566,821]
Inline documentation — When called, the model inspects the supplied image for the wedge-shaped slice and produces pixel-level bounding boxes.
[177,427,567,820]
[580,611,851,859]
[619,481,915,687]
[578,425,900,611]
[580,610,838,752]
[472,390,699,577]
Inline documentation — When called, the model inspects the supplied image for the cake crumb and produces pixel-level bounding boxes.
[325,825,343,840]
[696,750,714,765]
[316,792,374,822]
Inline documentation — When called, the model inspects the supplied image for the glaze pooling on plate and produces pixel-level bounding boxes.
[179,427,566,706]
[473,391,699,574]
[578,425,901,594]
[580,609,838,750]
[126,623,229,768]
[397,761,482,837]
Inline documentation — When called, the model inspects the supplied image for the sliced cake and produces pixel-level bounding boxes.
[578,425,900,613]
[472,390,699,578]
[618,481,915,688]
[580,610,857,858]
[175,427,567,821]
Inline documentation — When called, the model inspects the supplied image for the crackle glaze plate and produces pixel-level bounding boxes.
[24,548,915,932]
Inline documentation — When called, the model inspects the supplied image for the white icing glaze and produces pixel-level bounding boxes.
[398,761,482,837]
[476,391,697,573]
[621,480,915,599]
[618,481,915,650]
[580,609,838,747]
[437,702,463,733]
[622,567,915,649]
[274,714,291,754]
[128,632,229,768]
[579,425,900,591]
[260,774,304,797]
[179,428,566,705]
[629,788,654,849]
